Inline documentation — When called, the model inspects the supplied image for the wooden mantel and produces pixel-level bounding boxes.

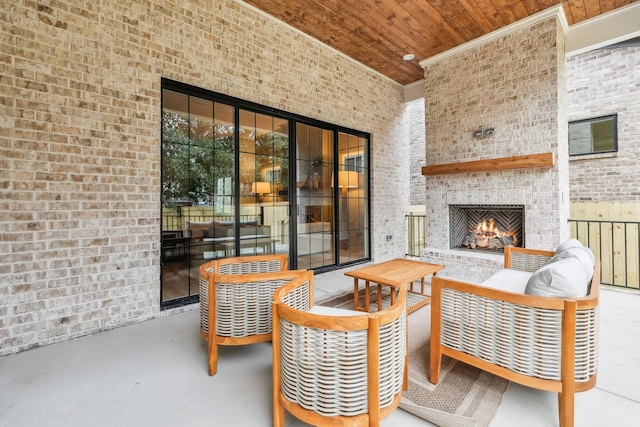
[421,152,555,176]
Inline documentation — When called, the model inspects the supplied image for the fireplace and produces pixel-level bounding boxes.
[450,205,525,251]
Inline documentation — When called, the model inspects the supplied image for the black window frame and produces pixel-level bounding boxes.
[568,114,618,156]
[160,78,372,309]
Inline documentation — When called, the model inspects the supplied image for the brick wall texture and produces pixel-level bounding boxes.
[0,0,407,355]
[407,97,427,207]
[420,16,569,282]
[566,44,640,202]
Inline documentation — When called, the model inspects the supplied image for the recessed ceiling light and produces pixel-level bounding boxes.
[403,53,415,61]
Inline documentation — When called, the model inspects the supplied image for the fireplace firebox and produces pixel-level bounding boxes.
[449,205,525,251]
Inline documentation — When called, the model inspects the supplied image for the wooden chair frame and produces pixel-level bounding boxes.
[198,254,289,376]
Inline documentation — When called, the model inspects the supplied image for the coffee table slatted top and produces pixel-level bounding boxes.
[345,258,444,313]
[344,258,444,287]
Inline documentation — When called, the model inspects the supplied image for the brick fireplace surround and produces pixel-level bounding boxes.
[419,12,570,284]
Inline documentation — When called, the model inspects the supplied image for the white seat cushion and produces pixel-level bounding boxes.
[481,269,532,293]
[308,305,362,317]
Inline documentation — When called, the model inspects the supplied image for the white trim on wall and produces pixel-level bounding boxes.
[403,79,426,103]
[419,5,566,69]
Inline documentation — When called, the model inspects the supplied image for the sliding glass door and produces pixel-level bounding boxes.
[160,79,370,308]
[337,132,369,263]
[294,125,370,269]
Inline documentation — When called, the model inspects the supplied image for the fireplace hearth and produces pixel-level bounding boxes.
[450,205,524,251]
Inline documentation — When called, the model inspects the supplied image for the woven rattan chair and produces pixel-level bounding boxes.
[198,253,288,339]
[272,270,407,427]
[198,254,289,376]
[430,246,600,427]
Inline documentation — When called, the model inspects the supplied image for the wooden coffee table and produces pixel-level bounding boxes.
[345,258,444,314]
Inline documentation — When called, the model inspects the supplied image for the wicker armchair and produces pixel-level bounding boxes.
[198,254,289,376]
[430,246,600,427]
[272,270,407,427]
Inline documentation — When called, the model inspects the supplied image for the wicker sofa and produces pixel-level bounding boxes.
[430,242,600,427]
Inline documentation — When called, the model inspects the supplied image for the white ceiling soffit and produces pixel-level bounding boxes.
[565,2,640,56]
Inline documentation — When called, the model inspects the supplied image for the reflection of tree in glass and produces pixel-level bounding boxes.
[161,112,234,206]
[162,112,289,206]
[239,132,289,195]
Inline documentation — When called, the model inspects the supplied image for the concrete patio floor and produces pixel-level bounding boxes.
[1,268,639,427]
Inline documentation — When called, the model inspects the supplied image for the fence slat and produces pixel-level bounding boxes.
[406,214,427,257]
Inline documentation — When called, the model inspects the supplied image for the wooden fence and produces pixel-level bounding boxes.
[570,202,640,289]
[406,213,427,257]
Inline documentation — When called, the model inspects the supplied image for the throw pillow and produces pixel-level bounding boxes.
[550,246,595,280]
[524,256,590,298]
[554,238,584,254]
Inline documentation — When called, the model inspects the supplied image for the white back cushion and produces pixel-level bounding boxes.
[554,238,584,254]
[551,246,594,279]
[525,240,593,298]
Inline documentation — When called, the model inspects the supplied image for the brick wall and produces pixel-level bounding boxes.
[0,0,407,355]
[420,16,569,282]
[567,45,640,202]
[407,97,427,207]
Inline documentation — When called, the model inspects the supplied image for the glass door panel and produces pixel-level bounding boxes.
[338,132,369,263]
[185,96,216,294]
[211,102,237,258]
[161,91,236,306]
[295,123,335,269]
[236,110,288,257]
[161,89,191,305]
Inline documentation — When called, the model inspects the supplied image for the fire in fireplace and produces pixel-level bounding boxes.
[464,217,517,249]
[450,205,524,251]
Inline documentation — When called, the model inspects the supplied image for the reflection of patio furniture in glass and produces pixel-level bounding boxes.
[161,231,189,262]
[297,222,332,255]
[186,219,272,259]
[218,237,276,256]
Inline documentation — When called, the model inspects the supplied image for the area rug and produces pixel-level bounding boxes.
[316,290,509,427]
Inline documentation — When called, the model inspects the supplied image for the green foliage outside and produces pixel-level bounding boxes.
[162,111,289,208]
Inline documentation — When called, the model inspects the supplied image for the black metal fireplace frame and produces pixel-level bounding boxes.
[449,204,525,251]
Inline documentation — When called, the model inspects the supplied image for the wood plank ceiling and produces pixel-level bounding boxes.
[242,0,636,85]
